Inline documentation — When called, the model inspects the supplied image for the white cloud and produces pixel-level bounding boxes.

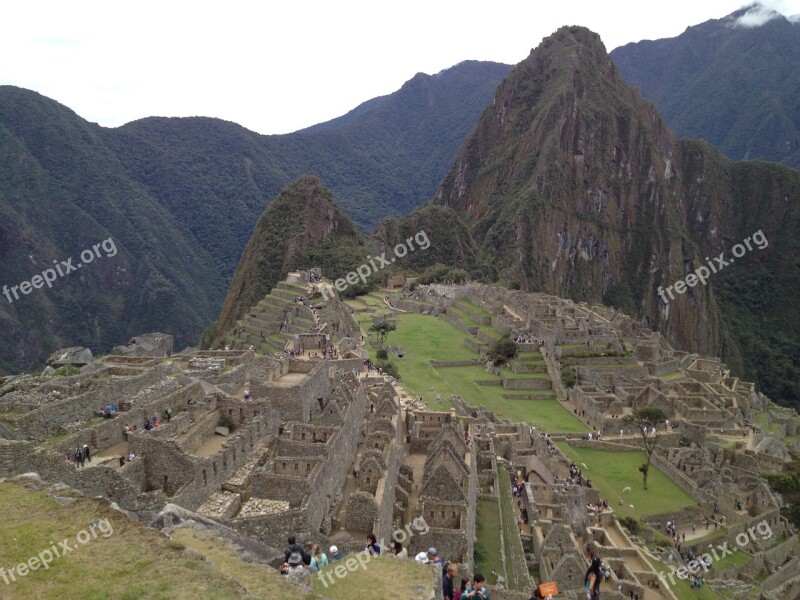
[733,2,783,26]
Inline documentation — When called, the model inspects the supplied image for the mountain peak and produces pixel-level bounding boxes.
[727,2,786,27]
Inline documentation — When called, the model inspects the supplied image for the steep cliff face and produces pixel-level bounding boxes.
[434,26,800,403]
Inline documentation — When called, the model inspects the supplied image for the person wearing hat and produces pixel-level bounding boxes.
[329,545,344,561]
[584,543,602,600]
[283,552,310,585]
[415,551,430,564]
[427,547,443,565]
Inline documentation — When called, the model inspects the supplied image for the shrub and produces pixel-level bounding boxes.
[561,367,577,388]
[376,359,399,379]
[487,332,518,366]
[619,516,640,535]
[376,348,388,360]
[473,540,487,563]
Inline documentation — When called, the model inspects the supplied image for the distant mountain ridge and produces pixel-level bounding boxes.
[0,60,509,373]
[611,2,800,169]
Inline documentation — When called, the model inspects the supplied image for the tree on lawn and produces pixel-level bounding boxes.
[370,319,396,351]
[487,332,518,366]
[622,407,668,490]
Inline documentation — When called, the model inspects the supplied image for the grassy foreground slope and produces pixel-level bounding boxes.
[0,480,432,600]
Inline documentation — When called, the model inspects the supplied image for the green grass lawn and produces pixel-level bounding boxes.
[475,499,503,585]
[457,299,491,317]
[357,312,587,431]
[554,444,699,518]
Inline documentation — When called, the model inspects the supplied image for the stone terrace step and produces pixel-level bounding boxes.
[271,288,299,302]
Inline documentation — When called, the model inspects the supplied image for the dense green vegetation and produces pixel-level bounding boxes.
[0,62,509,373]
[612,8,800,169]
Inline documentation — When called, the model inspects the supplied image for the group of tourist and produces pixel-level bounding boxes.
[279,532,495,599]
[95,403,118,418]
[513,333,543,347]
[511,475,530,527]
[65,444,91,467]
[564,462,592,488]
[588,499,610,514]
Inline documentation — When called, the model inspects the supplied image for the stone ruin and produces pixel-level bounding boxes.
[1,276,798,599]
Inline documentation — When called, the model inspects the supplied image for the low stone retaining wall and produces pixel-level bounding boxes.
[429,360,478,368]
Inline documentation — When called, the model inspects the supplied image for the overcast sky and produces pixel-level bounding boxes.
[2,1,799,135]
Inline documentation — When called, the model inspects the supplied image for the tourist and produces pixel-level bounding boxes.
[443,562,459,600]
[415,551,429,563]
[329,545,344,561]
[128,452,135,461]
[118,456,125,467]
[454,578,470,600]
[74,446,83,468]
[391,540,408,559]
[83,444,91,463]
[464,573,491,599]
[584,543,602,600]
[427,547,443,565]
[309,544,328,571]
[282,552,310,585]
[366,533,381,555]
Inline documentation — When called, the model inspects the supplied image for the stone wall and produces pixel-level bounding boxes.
[52,379,208,457]
[374,438,404,541]
[267,361,330,422]
[345,491,379,532]
[501,376,552,390]
[11,364,178,439]
[0,438,166,512]
[650,453,711,503]
[179,410,221,455]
